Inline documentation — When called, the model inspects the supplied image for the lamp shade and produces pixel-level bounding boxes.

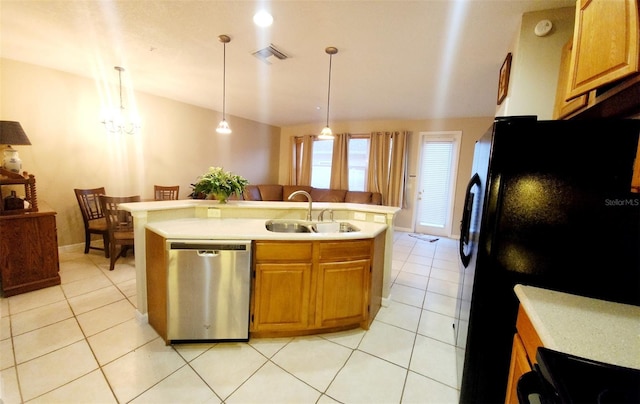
[0,121,31,146]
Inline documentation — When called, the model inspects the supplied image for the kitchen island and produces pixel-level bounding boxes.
[119,200,399,328]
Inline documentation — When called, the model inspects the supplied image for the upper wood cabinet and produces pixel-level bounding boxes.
[554,38,591,119]
[566,0,639,100]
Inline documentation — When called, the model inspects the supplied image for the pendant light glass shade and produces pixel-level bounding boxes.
[216,120,231,134]
[319,47,338,140]
[216,35,232,134]
[319,126,333,139]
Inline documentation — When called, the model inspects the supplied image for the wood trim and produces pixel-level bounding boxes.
[515,305,544,365]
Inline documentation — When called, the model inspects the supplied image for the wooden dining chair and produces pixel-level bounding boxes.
[154,185,179,200]
[99,195,141,271]
[74,187,110,258]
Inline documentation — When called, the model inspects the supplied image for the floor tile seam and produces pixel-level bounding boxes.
[5,288,67,316]
[315,333,361,353]
[353,346,411,372]
[430,265,461,274]
[413,327,458,350]
[77,313,136,339]
[66,295,130,318]
[424,288,458,301]
[11,316,85,360]
[373,316,420,334]
[127,361,217,404]
[396,268,431,280]
[88,335,165,370]
[396,313,425,404]
[316,346,358,402]
[220,358,277,403]
[405,368,461,392]
[13,342,101,402]
[19,363,105,404]
[264,355,329,396]
[9,309,76,339]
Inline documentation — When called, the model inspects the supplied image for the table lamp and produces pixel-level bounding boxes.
[0,121,31,173]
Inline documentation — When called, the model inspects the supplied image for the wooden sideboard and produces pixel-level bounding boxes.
[0,208,60,296]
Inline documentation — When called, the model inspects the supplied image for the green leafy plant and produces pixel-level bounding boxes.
[192,167,249,202]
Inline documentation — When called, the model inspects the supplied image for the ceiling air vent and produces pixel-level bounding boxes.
[252,44,289,64]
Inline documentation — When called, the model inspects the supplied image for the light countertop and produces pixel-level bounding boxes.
[514,284,640,370]
[145,217,387,241]
[120,199,401,215]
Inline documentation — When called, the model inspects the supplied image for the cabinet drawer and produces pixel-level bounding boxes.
[516,305,544,364]
[319,239,371,261]
[254,241,313,261]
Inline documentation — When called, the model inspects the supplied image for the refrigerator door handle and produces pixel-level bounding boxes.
[459,173,480,267]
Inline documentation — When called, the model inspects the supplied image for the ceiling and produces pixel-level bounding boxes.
[1,0,575,128]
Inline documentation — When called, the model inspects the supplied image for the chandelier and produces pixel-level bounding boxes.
[102,66,141,135]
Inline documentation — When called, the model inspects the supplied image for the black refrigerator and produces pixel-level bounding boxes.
[454,116,640,403]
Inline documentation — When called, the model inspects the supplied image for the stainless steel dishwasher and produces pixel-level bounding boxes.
[166,239,251,342]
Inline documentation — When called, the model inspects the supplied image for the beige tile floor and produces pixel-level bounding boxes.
[0,231,461,403]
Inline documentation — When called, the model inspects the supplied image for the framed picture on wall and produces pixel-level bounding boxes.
[497,53,512,105]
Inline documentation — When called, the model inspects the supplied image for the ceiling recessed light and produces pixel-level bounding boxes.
[253,10,273,27]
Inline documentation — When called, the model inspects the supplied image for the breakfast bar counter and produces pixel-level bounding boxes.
[119,199,400,320]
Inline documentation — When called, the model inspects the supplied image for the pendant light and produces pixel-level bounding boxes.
[102,66,140,135]
[216,34,232,134]
[319,46,338,140]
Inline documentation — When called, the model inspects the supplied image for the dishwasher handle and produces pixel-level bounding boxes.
[197,250,219,257]
[169,242,249,251]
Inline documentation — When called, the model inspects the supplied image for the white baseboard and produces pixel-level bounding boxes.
[136,310,149,324]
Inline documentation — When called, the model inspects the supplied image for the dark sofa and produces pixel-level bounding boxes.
[241,184,382,205]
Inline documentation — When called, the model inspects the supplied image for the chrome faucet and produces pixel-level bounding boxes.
[287,190,313,221]
[318,208,333,222]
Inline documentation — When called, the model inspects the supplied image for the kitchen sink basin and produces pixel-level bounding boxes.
[312,222,360,233]
[265,220,312,233]
[265,220,360,233]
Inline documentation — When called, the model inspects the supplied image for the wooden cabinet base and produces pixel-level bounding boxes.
[0,211,60,297]
[251,323,363,339]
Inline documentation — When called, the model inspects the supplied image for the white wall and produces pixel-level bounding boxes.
[0,58,281,247]
[497,7,575,119]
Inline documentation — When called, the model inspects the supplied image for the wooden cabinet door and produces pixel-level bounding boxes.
[504,333,532,404]
[316,259,370,328]
[0,213,60,296]
[567,0,639,99]
[554,38,591,119]
[252,262,312,331]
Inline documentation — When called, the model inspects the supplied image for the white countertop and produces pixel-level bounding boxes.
[145,217,387,241]
[120,199,400,215]
[514,284,640,370]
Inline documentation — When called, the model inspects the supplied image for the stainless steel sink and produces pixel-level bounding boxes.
[265,220,312,233]
[338,222,359,232]
[265,219,359,233]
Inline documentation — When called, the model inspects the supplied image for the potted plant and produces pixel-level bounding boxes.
[191,167,249,203]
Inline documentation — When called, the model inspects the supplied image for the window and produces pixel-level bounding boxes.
[348,136,369,191]
[311,139,333,188]
[309,135,371,190]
